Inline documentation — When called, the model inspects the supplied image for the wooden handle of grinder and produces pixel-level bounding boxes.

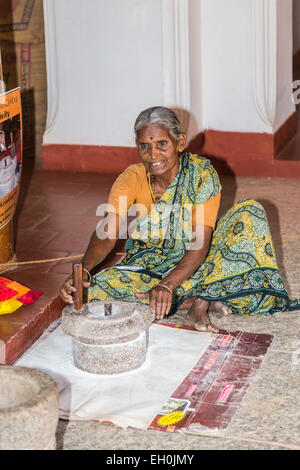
[73,262,83,311]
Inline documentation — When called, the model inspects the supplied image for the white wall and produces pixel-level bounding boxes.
[43,0,295,148]
[188,0,203,139]
[43,0,164,147]
[200,0,258,133]
[199,0,294,135]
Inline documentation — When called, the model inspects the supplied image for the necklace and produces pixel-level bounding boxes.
[148,172,158,203]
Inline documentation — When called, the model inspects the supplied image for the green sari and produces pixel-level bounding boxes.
[88,153,300,316]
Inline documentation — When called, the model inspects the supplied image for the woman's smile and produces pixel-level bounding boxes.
[149,159,167,169]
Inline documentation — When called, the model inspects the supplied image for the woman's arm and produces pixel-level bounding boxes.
[59,212,121,303]
[162,225,212,287]
[135,225,213,319]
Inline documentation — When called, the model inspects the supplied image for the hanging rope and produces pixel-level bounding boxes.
[0,254,83,275]
[0,252,127,274]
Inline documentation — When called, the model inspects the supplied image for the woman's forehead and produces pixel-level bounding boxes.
[137,123,170,140]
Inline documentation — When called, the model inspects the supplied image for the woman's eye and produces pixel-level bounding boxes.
[140,143,148,149]
[158,141,167,147]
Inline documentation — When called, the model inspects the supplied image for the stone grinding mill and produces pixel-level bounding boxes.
[62,263,155,374]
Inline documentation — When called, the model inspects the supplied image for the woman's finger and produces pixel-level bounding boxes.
[148,289,158,316]
[155,291,165,319]
[159,293,172,319]
[60,287,73,304]
[64,278,75,292]
[60,277,79,304]
[152,288,171,319]
[165,295,172,317]
[66,277,90,291]
[136,286,172,318]
[67,285,76,293]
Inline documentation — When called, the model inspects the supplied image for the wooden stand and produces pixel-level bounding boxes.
[0,48,3,95]
[0,221,14,264]
[72,263,83,311]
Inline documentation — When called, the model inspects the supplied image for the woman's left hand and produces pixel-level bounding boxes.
[135,284,173,320]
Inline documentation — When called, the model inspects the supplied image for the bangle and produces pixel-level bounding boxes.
[158,283,173,295]
[83,268,92,284]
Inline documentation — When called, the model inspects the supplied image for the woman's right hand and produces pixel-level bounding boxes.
[59,275,91,304]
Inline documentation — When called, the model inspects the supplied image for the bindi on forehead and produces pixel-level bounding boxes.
[145,125,168,138]
[138,124,170,143]
[147,128,154,139]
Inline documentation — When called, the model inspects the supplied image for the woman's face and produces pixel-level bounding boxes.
[136,123,186,178]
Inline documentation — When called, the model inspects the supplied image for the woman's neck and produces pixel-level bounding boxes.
[150,158,181,202]
[153,157,181,189]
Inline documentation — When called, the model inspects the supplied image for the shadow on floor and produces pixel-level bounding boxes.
[258,198,290,294]
[55,419,69,450]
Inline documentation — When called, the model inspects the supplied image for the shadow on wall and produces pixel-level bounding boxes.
[257,198,290,296]
[175,107,238,214]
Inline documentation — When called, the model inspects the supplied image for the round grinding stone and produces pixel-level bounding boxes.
[62,300,155,375]
[0,367,59,450]
[62,300,154,345]
[72,329,147,375]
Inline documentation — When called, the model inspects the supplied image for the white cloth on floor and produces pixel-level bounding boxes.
[15,323,213,429]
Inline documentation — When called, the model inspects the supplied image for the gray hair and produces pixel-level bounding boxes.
[134,106,182,141]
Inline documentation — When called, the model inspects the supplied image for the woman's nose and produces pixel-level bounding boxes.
[149,145,159,160]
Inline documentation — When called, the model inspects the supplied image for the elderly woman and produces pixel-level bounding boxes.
[60,106,299,332]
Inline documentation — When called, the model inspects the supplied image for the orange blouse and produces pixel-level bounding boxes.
[108,163,221,229]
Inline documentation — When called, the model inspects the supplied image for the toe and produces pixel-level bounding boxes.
[186,311,194,321]
[194,321,219,333]
[207,324,220,333]
[224,309,232,316]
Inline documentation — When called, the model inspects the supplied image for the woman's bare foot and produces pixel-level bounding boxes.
[209,301,232,316]
[187,298,219,333]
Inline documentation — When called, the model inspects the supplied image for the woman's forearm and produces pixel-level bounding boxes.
[81,231,117,273]
[80,213,121,274]
[161,247,209,290]
[160,225,212,290]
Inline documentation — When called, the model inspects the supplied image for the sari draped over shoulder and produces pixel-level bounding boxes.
[88,153,300,316]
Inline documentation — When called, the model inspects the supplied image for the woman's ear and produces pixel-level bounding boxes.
[177,133,187,152]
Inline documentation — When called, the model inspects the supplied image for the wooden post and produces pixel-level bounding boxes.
[0,48,3,94]
[0,49,14,264]
[0,222,14,263]
[72,263,83,311]
[104,303,112,316]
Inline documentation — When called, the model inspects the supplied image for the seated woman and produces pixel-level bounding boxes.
[59,106,299,332]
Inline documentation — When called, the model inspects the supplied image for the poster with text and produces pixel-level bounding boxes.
[0,87,22,229]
